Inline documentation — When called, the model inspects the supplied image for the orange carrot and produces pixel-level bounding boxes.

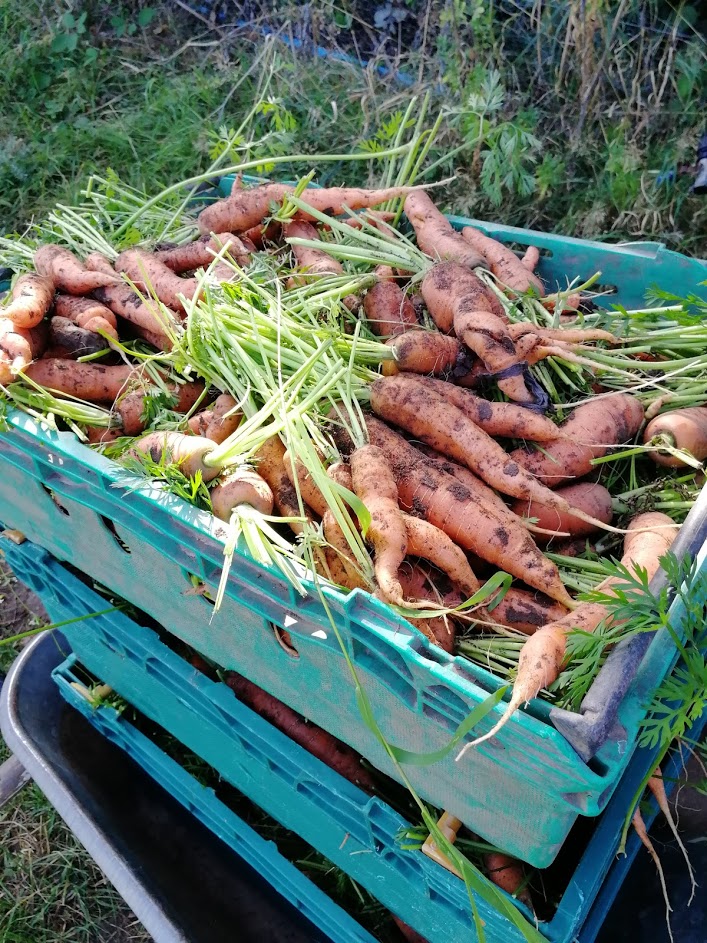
[351,444,408,606]
[255,435,311,535]
[384,331,461,377]
[370,375,618,533]
[412,377,562,441]
[643,406,707,467]
[366,417,574,607]
[0,318,47,383]
[363,281,418,338]
[520,245,540,271]
[155,233,251,272]
[211,466,274,521]
[34,245,118,294]
[484,852,532,908]
[54,295,119,339]
[457,511,679,755]
[1,273,55,328]
[510,394,645,486]
[24,359,134,402]
[115,249,201,313]
[404,191,485,269]
[284,219,344,280]
[198,182,417,235]
[461,227,545,295]
[510,482,614,539]
[117,381,205,436]
[93,283,181,338]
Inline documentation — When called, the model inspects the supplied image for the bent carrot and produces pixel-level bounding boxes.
[413,377,562,441]
[282,449,327,517]
[34,245,118,294]
[0,318,47,383]
[420,261,508,333]
[351,444,408,606]
[403,514,480,599]
[2,273,55,329]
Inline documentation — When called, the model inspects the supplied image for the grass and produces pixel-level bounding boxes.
[0,2,706,940]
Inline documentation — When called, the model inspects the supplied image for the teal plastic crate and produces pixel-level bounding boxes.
[0,218,706,869]
[14,537,697,943]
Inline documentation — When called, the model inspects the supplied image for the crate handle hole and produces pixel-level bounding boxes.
[99,516,131,554]
[40,484,70,516]
[271,622,299,658]
[182,571,215,606]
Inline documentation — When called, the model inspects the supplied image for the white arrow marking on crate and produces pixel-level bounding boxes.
[311,630,328,640]
[283,613,298,628]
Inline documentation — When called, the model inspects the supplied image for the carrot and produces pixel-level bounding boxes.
[225,671,376,791]
[508,322,617,345]
[284,220,344,280]
[155,232,251,272]
[188,409,213,437]
[457,511,679,755]
[647,767,696,904]
[461,227,545,295]
[128,431,219,480]
[420,261,508,333]
[412,377,562,441]
[93,283,181,338]
[202,393,241,444]
[350,444,408,606]
[282,449,327,517]
[484,852,532,909]
[370,376,618,533]
[384,331,462,377]
[117,381,205,436]
[485,589,569,635]
[643,406,707,467]
[85,425,124,445]
[198,182,417,235]
[48,317,110,359]
[0,318,47,383]
[84,252,117,277]
[241,220,280,248]
[403,513,480,599]
[510,394,645,486]
[510,482,614,539]
[520,245,540,271]
[211,466,274,521]
[128,323,173,352]
[419,262,530,402]
[363,281,418,338]
[54,295,119,339]
[24,359,134,402]
[34,245,118,294]
[365,417,574,607]
[115,249,201,313]
[255,435,310,534]
[1,273,55,328]
[404,192,486,269]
